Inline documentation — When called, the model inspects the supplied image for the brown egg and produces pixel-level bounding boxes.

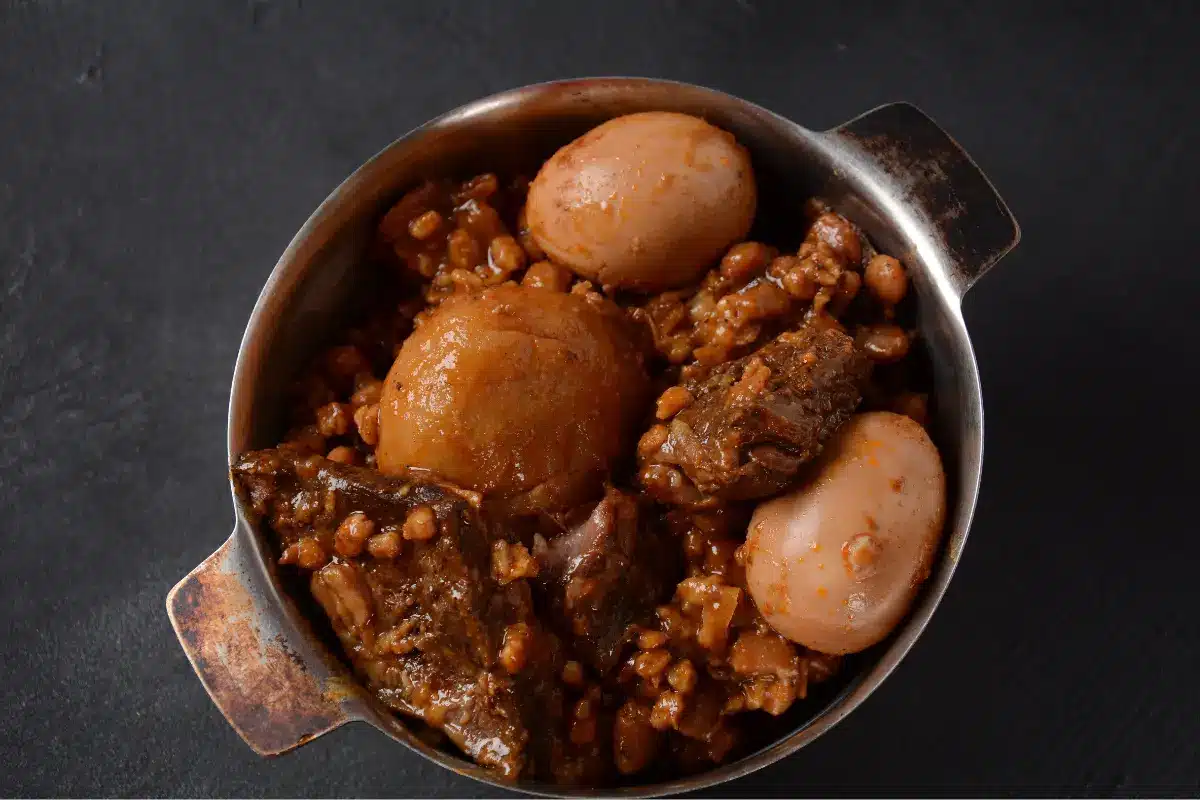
[525,112,756,292]
[745,412,946,654]
[376,284,650,512]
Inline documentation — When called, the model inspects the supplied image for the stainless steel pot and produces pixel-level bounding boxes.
[167,77,1019,796]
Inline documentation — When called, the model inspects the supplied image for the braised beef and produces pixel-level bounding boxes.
[232,447,564,780]
[535,489,680,673]
[638,326,871,505]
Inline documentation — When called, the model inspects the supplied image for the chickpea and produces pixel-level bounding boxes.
[366,529,402,559]
[522,260,572,292]
[633,649,672,680]
[719,242,774,284]
[650,691,685,731]
[447,228,483,271]
[667,659,698,694]
[809,212,862,266]
[864,254,908,306]
[488,235,527,276]
[771,255,818,301]
[637,424,669,459]
[464,203,508,247]
[858,324,911,363]
[334,512,375,558]
[295,537,328,570]
[325,445,359,465]
[350,378,383,408]
[315,402,352,437]
[637,629,668,650]
[414,252,438,279]
[353,403,380,446]
[403,505,437,541]
[655,386,694,420]
[407,210,443,241]
[454,172,499,203]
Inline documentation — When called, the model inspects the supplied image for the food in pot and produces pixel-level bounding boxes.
[232,112,944,786]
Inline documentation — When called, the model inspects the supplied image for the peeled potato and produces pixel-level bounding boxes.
[745,412,946,654]
[375,284,650,512]
[525,112,756,292]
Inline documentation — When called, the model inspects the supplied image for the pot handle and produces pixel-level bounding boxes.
[829,102,1020,296]
[166,532,352,755]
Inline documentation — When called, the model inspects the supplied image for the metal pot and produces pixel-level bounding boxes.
[167,77,1019,796]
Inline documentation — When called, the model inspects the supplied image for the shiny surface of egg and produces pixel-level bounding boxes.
[745,412,947,654]
[525,112,756,292]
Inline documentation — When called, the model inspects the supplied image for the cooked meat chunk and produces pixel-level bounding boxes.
[535,490,680,673]
[232,447,564,780]
[637,326,871,505]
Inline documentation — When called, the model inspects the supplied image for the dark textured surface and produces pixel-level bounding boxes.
[1,1,1196,796]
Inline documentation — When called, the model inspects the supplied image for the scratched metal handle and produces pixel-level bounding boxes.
[166,532,351,755]
[830,102,1021,297]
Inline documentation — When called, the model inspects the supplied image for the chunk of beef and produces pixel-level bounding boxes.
[232,447,564,780]
[535,489,680,673]
[638,326,871,505]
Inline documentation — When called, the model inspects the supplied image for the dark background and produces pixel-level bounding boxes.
[2,1,1197,796]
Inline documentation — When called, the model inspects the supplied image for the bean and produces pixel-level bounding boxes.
[865,254,908,306]
[858,324,910,363]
